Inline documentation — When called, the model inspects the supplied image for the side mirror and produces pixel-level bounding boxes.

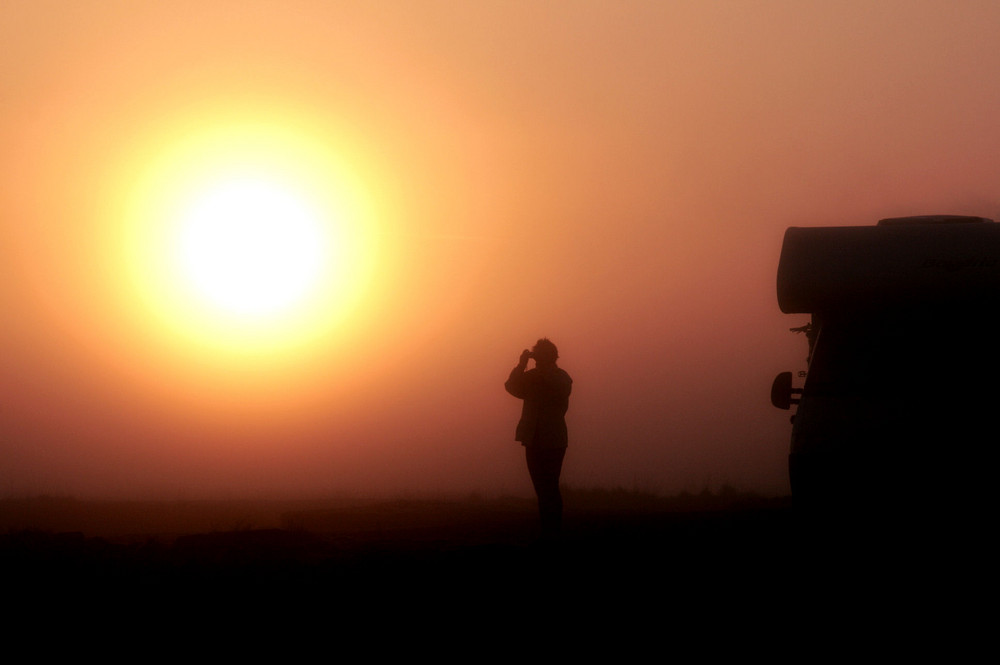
[771,371,802,410]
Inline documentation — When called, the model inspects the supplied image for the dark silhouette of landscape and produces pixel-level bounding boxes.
[2,485,982,611]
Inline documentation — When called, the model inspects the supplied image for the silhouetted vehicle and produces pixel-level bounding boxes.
[771,215,1000,514]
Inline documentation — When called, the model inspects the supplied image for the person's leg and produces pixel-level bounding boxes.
[526,447,566,534]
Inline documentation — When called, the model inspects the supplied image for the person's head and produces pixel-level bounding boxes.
[532,338,559,366]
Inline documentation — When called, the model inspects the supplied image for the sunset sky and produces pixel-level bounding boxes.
[4,1,1000,499]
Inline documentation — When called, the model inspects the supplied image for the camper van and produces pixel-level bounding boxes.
[771,215,1000,512]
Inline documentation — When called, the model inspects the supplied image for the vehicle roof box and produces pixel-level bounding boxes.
[777,216,1000,314]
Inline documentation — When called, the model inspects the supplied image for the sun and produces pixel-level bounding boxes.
[117,114,380,361]
[175,175,327,318]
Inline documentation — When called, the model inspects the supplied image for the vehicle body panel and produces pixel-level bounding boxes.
[774,217,999,511]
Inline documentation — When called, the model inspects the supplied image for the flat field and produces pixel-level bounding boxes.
[0,488,981,630]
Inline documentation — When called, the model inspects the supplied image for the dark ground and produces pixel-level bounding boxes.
[0,488,986,644]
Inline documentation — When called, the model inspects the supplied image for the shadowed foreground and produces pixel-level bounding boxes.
[1,488,984,637]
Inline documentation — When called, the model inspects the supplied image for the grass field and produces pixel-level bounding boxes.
[0,486,983,638]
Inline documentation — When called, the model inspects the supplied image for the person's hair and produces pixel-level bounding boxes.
[532,338,559,364]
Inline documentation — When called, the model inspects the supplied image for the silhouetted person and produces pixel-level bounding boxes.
[505,338,572,535]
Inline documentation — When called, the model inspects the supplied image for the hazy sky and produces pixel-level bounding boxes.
[4,1,1000,499]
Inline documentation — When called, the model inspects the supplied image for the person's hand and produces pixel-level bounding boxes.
[519,349,533,366]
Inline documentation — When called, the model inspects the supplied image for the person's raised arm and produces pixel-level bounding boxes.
[504,349,532,398]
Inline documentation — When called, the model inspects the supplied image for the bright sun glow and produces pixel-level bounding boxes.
[117,112,380,362]
[176,176,327,318]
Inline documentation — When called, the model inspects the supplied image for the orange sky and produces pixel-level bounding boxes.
[4,1,1000,499]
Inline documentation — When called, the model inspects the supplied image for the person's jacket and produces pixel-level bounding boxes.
[505,364,572,448]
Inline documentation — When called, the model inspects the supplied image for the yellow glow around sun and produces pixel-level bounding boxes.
[117,112,380,363]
